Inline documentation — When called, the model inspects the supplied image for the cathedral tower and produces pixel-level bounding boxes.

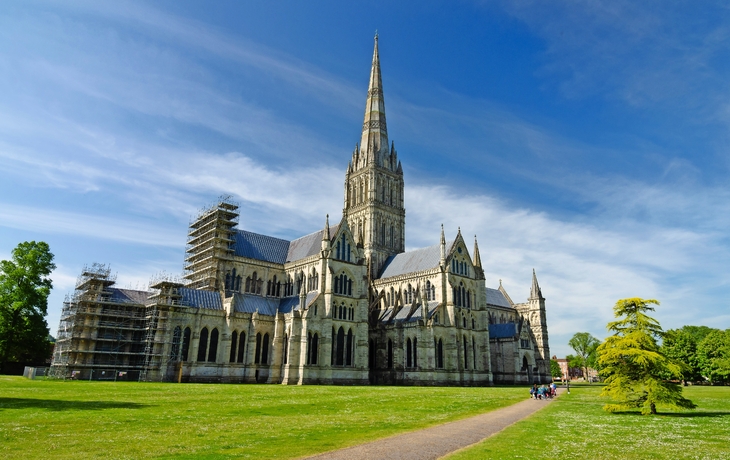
[343,34,405,277]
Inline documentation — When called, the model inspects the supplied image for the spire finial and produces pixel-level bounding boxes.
[360,34,388,157]
[530,268,542,300]
[440,224,446,263]
[473,234,482,269]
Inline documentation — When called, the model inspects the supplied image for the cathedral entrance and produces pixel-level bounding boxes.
[523,356,533,383]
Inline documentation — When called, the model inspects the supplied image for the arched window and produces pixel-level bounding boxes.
[336,327,345,366]
[472,337,477,370]
[346,329,353,366]
[245,276,251,293]
[472,318,476,329]
[235,275,241,291]
[283,334,288,365]
[262,333,270,364]
[229,331,238,363]
[170,326,181,361]
[181,327,191,361]
[208,328,219,362]
[225,273,231,290]
[463,315,467,328]
[330,328,336,365]
[390,225,394,247]
[237,332,246,363]
[426,281,431,301]
[197,327,209,362]
[309,333,319,365]
[463,336,468,370]
[436,339,444,368]
[406,338,412,368]
[413,338,418,368]
[255,333,262,364]
[387,339,393,369]
[431,284,436,301]
[336,241,341,260]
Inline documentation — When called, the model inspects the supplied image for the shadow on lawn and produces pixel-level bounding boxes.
[0,398,149,411]
[612,410,730,418]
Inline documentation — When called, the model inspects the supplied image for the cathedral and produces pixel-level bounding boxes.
[51,36,551,386]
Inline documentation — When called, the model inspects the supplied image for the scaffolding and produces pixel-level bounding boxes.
[183,195,239,290]
[139,273,189,382]
[49,263,149,381]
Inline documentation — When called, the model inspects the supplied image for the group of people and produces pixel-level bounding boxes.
[529,383,556,400]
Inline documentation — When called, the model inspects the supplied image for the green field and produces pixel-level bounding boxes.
[447,384,730,460]
[0,376,525,459]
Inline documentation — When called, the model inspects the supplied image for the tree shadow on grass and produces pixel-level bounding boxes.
[611,410,730,418]
[0,398,149,411]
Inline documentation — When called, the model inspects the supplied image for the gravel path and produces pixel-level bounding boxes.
[305,389,560,460]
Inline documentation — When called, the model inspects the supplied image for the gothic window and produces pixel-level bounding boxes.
[266,280,272,296]
[311,333,319,365]
[463,336,468,370]
[390,225,394,247]
[208,328,219,362]
[463,315,467,328]
[283,334,288,364]
[335,327,345,366]
[426,281,431,301]
[225,273,231,290]
[436,338,444,368]
[276,281,281,297]
[237,332,246,363]
[431,284,436,301]
[472,318,476,329]
[245,276,251,293]
[381,222,386,245]
[235,275,241,292]
[229,331,238,363]
[346,329,353,366]
[255,333,262,364]
[467,290,471,309]
[181,327,191,361]
[406,338,412,368]
[330,328,336,365]
[170,326,181,361]
[387,339,393,369]
[472,337,477,369]
[197,327,209,362]
[336,241,341,260]
[261,333,270,364]
[413,338,418,368]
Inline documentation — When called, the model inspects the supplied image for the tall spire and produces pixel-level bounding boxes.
[360,33,388,161]
[473,235,482,269]
[530,268,543,300]
[440,224,446,264]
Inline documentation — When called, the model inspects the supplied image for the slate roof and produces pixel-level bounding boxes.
[486,288,511,308]
[178,287,223,310]
[379,241,454,279]
[489,323,518,339]
[233,291,320,315]
[109,288,150,305]
[286,224,340,263]
[378,301,439,323]
[233,225,341,265]
[234,230,290,264]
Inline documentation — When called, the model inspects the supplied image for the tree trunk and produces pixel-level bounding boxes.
[650,402,657,414]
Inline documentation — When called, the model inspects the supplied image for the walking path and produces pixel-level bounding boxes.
[306,388,561,460]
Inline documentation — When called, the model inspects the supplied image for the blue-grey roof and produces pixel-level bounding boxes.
[234,230,290,264]
[489,323,517,339]
[486,288,511,308]
[233,291,320,315]
[179,288,222,310]
[109,288,149,305]
[233,293,280,315]
[286,225,339,263]
[233,225,341,265]
[379,241,454,278]
[378,301,439,323]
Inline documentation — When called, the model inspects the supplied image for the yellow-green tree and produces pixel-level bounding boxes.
[597,298,695,415]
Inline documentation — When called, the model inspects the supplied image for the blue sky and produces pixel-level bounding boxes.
[1,1,728,358]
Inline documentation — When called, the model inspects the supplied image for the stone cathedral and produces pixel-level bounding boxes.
[51,36,551,386]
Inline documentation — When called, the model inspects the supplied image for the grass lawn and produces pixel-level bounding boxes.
[0,376,526,459]
[447,384,730,460]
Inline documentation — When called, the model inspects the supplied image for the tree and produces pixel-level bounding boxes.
[550,359,563,380]
[568,332,600,383]
[0,241,56,370]
[696,329,730,384]
[662,327,705,383]
[597,298,695,415]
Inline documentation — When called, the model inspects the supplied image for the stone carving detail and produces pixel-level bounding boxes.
[362,120,387,133]
[368,88,383,97]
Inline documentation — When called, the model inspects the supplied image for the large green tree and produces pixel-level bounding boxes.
[0,241,56,369]
[568,332,600,383]
[597,298,695,415]
[696,329,730,384]
[550,359,563,380]
[662,327,708,383]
